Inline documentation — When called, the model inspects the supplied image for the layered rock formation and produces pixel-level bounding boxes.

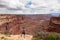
[0,15,22,34]
[0,14,51,35]
[47,17,60,33]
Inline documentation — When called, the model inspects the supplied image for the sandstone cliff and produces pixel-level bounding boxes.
[0,14,51,35]
[47,17,60,33]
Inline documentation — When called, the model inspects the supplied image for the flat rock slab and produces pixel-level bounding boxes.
[0,34,33,40]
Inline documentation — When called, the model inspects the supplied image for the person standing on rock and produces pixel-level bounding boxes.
[21,27,26,38]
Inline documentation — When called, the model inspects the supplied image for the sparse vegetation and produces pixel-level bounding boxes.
[32,32,60,40]
[0,36,8,40]
[44,33,59,40]
[1,36,5,39]
[0,32,12,37]
[0,31,12,35]
[32,35,41,40]
[4,32,12,35]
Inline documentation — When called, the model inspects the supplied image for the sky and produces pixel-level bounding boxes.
[0,0,60,15]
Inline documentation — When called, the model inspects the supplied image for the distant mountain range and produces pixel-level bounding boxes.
[24,14,52,20]
[51,13,60,16]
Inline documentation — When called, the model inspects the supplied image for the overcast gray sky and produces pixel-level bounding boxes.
[0,0,60,14]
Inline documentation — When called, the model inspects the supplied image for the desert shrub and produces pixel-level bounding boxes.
[37,32,47,39]
[1,36,7,40]
[4,32,12,35]
[32,32,45,40]
[3,32,12,37]
[58,34,60,40]
[44,33,59,40]
[4,38,8,40]
[32,32,59,40]
[0,32,3,34]
[1,36,5,39]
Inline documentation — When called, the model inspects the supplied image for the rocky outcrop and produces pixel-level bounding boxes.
[0,15,22,34]
[47,17,60,33]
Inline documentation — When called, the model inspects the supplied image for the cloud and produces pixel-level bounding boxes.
[0,0,60,14]
[0,0,24,10]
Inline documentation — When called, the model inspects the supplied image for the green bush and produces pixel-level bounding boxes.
[32,32,47,40]
[32,32,59,40]
[44,33,58,40]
